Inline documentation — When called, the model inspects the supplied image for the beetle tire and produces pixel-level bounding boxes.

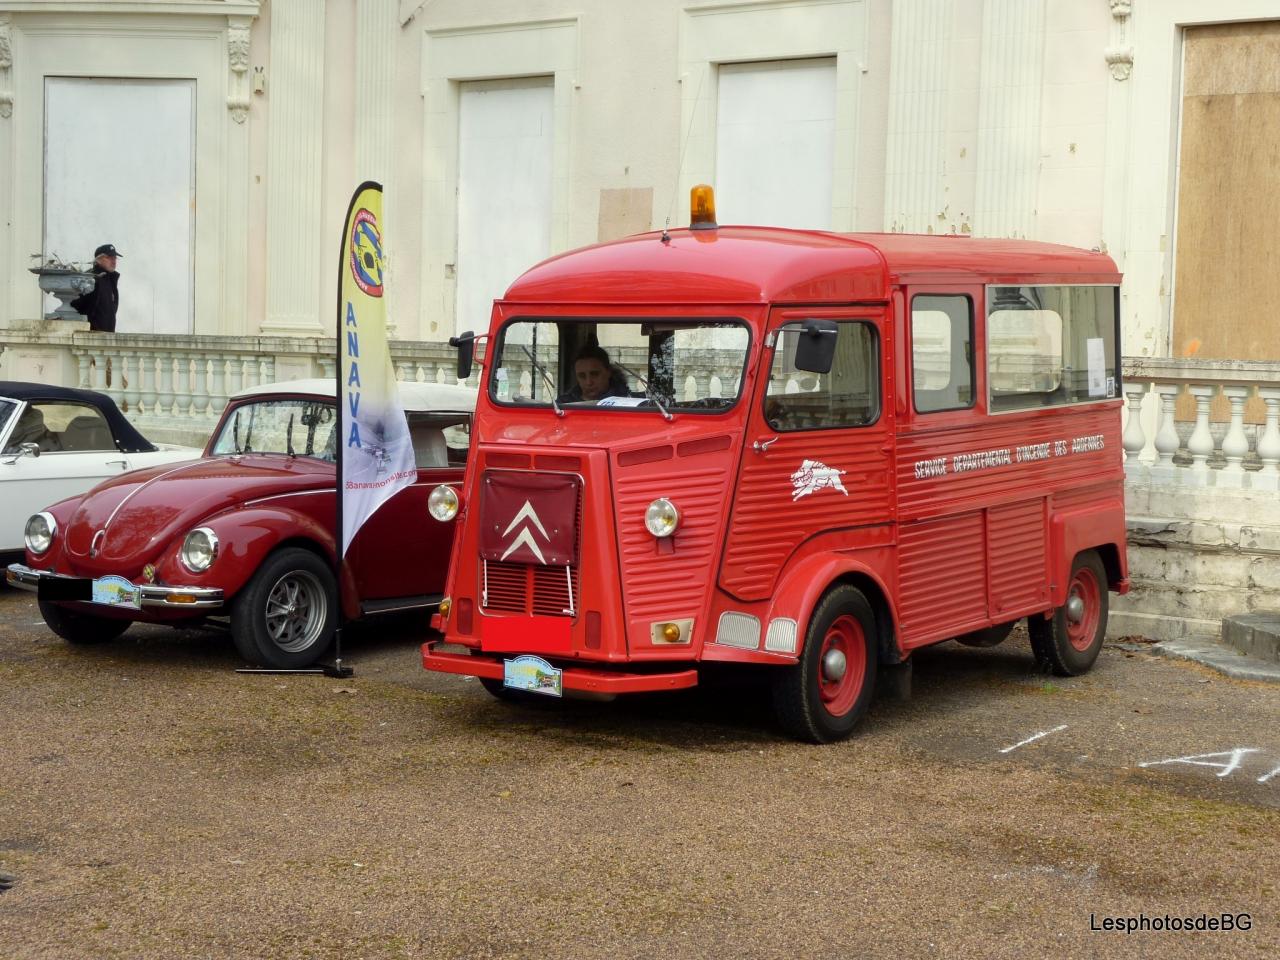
[956,620,1016,648]
[1029,549,1109,676]
[38,599,131,645]
[772,584,878,743]
[230,547,336,669]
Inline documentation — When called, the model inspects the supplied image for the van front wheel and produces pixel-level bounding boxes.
[772,585,878,743]
[1029,550,1109,676]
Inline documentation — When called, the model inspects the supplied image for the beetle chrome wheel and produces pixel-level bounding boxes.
[817,614,866,716]
[264,570,326,653]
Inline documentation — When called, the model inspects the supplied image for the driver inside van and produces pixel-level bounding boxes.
[557,345,630,404]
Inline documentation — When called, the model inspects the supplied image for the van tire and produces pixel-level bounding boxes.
[1029,550,1108,676]
[956,620,1016,648]
[772,585,878,743]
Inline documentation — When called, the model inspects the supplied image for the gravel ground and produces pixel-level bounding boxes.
[1,583,1277,960]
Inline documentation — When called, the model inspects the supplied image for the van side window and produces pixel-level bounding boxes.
[911,295,974,412]
[765,321,879,430]
[988,286,1118,411]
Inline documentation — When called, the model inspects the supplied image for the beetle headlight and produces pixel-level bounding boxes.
[180,527,219,573]
[644,498,680,538]
[428,484,460,522]
[24,512,56,555]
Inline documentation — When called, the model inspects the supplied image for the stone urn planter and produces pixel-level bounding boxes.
[29,264,96,321]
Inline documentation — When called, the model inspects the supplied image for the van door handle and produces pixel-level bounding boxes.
[752,436,779,453]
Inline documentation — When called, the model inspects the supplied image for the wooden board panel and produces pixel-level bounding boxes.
[1172,22,1280,363]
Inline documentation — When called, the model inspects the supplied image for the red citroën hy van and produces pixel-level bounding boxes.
[423,188,1127,742]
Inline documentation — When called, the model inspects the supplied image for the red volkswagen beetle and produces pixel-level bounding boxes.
[7,378,475,668]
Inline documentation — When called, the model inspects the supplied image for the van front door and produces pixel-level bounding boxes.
[719,308,894,601]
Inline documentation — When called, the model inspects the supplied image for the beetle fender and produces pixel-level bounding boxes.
[151,507,355,618]
[1048,500,1127,606]
[768,550,900,660]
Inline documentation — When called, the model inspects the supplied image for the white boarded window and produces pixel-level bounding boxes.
[715,58,836,229]
[456,78,554,337]
[44,78,195,334]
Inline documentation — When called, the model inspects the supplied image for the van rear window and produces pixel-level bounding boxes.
[987,286,1118,412]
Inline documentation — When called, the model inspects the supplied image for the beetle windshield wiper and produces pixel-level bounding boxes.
[519,345,564,417]
[613,361,673,421]
[286,413,296,458]
[232,411,242,454]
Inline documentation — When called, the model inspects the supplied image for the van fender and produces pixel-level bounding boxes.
[769,551,901,660]
[1048,500,1127,607]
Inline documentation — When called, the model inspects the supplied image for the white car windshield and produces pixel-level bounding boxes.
[211,399,338,461]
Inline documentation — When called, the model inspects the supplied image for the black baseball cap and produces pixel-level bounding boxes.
[94,244,123,258]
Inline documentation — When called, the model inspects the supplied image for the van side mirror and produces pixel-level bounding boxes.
[793,319,838,374]
[449,331,475,381]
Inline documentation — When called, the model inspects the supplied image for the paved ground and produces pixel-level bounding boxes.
[1,582,1277,959]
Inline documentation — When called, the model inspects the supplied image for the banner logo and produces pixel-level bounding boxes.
[349,208,384,297]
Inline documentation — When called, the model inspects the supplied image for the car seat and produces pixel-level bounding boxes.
[58,415,114,452]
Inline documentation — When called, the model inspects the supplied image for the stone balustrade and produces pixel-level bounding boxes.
[1120,357,1280,490]
[0,325,482,444]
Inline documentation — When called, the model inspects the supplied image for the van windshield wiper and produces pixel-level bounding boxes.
[613,361,673,421]
[519,345,564,417]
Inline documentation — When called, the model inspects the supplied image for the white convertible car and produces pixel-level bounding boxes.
[0,382,200,552]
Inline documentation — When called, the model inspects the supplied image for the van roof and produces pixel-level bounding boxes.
[503,227,1121,306]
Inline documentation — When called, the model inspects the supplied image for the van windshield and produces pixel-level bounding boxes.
[489,318,751,413]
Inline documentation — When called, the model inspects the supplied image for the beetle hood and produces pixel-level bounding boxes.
[62,456,331,575]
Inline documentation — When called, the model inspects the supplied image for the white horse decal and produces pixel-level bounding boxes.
[790,459,849,501]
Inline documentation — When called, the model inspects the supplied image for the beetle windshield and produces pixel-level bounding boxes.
[489,318,751,413]
[210,399,338,461]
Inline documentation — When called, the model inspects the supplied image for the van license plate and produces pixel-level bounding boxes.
[91,575,142,610]
[502,655,563,697]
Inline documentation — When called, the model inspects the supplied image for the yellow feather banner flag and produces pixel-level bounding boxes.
[337,182,414,558]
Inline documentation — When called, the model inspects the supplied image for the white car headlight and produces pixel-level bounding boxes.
[180,527,219,573]
[24,512,56,555]
[428,484,460,522]
[644,498,680,538]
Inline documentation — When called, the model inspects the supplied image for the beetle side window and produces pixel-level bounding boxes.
[912,295,974,413]
[765,321,879,430]
[988,286,1118,411]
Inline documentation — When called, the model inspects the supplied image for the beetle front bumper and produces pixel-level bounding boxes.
[6,563,226,609]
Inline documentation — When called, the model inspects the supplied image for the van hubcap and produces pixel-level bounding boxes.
[816,614,866,717]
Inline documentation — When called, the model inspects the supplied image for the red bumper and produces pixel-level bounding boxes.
[421,643,698,695]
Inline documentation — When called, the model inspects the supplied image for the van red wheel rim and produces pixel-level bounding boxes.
[1065,567,1101,652]
[817,615,865,716]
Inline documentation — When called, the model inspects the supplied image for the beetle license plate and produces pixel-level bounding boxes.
[502,655,563,697]
[91,575,142,610]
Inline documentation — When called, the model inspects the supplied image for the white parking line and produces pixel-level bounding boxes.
[999,724,1068,754]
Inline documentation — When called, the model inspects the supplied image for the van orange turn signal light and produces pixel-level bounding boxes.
[690,184,717,230]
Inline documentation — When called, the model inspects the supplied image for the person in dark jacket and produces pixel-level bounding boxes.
[556,344,630,403]
[70,243,123,332]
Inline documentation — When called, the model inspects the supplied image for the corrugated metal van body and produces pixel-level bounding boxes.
[894,403,1122,647]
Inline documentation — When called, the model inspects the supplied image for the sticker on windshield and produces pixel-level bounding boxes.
[791,459,848,501]
[596,396,647,408]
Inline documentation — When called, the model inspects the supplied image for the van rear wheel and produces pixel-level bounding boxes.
[1029,550,1108,676]
[772,585,878,743]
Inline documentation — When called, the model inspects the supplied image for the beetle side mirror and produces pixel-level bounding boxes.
[449,331,475,381]
[793,319,839,374]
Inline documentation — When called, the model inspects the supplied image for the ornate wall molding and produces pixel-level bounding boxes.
[226,15,251,123]
[1107,0,1133,81]
[0,14,13,119]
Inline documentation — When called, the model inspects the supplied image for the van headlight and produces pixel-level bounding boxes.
[644,498,680,538]
[428,484,460,522]
[180,527,219,573]
[24,512,56,555]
